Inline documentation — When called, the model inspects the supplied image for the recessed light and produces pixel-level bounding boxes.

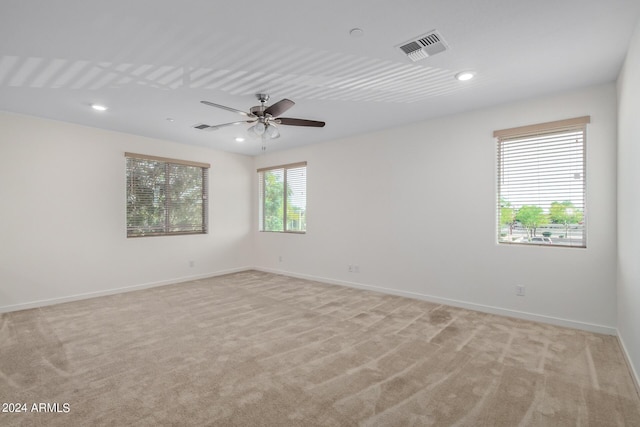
[91,104,108,111]
[349,28,364,38]
[455,71,475,81]
[166,118,175,122]
[235,137,245,143]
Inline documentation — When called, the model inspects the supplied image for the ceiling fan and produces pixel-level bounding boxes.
[196,94,325,143]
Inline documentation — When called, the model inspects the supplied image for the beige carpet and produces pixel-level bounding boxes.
[1,270,639,426]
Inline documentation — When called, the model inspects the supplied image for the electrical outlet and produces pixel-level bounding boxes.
[189,260,195,268]
[278,255,283,262]
[354,265,360,273]
[348,265,353,273]
[516,285,525,296]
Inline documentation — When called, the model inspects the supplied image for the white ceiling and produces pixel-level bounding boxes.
[1,0,639,156]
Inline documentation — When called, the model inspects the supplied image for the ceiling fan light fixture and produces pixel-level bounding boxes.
[253,121,266,135]
[265,124,280,139]
[247,124,263,137]
[247,125,259,138]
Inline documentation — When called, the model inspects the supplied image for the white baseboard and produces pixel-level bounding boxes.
[617,332,640,398]
[1,265,617,337]
[254,267,617,336]
[0,266,252,314]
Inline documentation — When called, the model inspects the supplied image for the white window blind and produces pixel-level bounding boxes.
[125,152,209,237]
[495,116,589,247]
[258,162,307,233]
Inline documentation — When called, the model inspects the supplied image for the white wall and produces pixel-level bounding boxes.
[617,17,640,388]
[0,83,623,338]
[254,84,618,334]
[0,112,254,312]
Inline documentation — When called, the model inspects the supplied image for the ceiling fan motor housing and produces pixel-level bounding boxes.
[250,105,266,117]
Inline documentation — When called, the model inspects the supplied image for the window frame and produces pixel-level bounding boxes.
[125,152,210,238]
[494,116,590,248]
[257,161,307,234]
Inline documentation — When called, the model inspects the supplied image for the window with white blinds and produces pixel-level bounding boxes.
[258,162,307,233]
[495,116,589,247]
[125,152,209,237]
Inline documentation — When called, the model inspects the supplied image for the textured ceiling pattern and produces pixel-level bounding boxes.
[0,52,471,103]
[1,0,639,155]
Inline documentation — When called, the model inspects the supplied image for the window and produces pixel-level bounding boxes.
[495,116,589,247]
[125,152,209,237]
[258,162,307,233]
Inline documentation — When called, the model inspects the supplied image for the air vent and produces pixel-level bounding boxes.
[398,30,448,62]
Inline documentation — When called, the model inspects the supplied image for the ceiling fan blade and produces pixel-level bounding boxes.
[195,120,255,131]
[211,120,257,129]
[201,100,254,117]
[194,124,216,130]
[277,117,326,127]
[264,99,295,117]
